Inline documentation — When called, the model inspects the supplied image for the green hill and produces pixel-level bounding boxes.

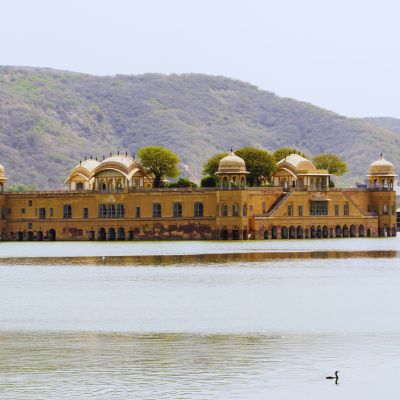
[0,66,399,188]
[363,117,400,135]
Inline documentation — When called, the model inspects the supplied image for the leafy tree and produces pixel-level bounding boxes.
[201,175,217,187]
[313,154,348,176]
[7,183,37,192]
[273,147,309,162]
[167,178,197,188]
[137,146,180,188]
[235,147,276,186]
[202,152,228,177]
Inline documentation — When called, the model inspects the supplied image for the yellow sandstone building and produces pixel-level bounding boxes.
[0,152,397,241]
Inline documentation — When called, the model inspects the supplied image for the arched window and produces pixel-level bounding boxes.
[359,225,365,237]
[296,226,303,239]
[194,202,203,217]
[152,203,162,218]
[232,204,239,217]
[242,203,247,217]
[311,226,316,238]
[272,226,278,239]
[63,204,72,219]
[281,226,288,239]
[117,227,125,240]
[221,204,228,217]
[98,227,106,241]
[173,202,182,218]
[289,226,295,239]
[76,182,84,190]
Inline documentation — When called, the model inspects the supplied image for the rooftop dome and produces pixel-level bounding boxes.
[368,154,396,176]
[277,154,316,171]
[217,151,248,174]
[78,159,100,172]
[99,155,136,170]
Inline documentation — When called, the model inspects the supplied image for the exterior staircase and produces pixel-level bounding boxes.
[265,190,294,217]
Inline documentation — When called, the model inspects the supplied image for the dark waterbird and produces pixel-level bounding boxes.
[326,371,339,384]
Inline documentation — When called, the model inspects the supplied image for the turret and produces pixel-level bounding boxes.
[367,154,397,190]
[0,164,7,194]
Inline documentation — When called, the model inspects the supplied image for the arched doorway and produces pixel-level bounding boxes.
[128,230,134,240]
[232,228,239,240]
[311,226,316,238]
[392,226,397,237]
[317,226,322,238]
[48,229,56,241]
[322,225,328,238]
[335,225,341,238]
[243,228,248,240]
[289,226,295,239]
[117,227,125,240]
[37,231,43,241]
[350,225,356,237]
[17,231,24,241]
[305,228,309,239]
[98,227,106,241]
[108,227,116,240]
[264,230,269,240]
[27,231,34,241]
[88,230,95,240]
[220,229,229,240]
[367,228,371,237]
[272,226,278,239]
[359,225,365,237]
[330,227,334,238]
[281,226,288,239]
[343,225,348,238]
[296,226,303,239]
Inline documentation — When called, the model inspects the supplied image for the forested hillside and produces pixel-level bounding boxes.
[0,66,399,188]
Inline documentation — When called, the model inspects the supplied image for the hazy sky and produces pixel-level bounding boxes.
[1,0,399,117]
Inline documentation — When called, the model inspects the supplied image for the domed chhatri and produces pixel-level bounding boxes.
[65,153,153,192]
[216,150,249,188]
[218,151,247,173]
[0,164,7,194]
[367,154,397,190]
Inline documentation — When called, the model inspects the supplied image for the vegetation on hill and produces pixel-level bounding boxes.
[0,66,399,188]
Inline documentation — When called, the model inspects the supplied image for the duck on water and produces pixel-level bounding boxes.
[326,371,339,383]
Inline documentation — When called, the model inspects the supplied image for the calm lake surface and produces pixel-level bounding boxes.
[0,238,400,399]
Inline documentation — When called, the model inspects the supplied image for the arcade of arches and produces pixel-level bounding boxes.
[0,153,398,241]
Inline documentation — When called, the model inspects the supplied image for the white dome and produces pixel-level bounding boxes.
[368,155,396,176]
[218,151,247,174]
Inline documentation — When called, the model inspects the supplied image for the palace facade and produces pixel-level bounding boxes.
[0,152,397,241]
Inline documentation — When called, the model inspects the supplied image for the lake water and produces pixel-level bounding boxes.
[0,238,400,399]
